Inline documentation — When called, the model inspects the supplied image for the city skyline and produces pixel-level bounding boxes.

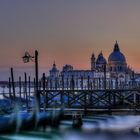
[0,0,140,80]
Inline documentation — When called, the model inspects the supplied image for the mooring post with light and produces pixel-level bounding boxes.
[22,50,40,111]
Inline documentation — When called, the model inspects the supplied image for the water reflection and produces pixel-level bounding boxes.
[1,115,140,140]
[64,131,140,140]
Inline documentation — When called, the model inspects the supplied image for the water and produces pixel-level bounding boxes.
[0,115,140,140]
[0,87,140,139]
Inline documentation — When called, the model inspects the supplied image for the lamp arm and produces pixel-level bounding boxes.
[30,57,35,62]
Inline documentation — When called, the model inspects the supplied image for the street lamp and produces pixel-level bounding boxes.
[22,52,34,63]
[22,50,40,111]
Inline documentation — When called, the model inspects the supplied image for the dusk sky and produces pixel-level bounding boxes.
[0,0,140,80]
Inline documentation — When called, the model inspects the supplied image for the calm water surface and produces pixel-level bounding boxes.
[0,115,140,140]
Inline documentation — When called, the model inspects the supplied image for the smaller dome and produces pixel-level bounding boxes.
[50,62,59,72]
[96,52,107,65]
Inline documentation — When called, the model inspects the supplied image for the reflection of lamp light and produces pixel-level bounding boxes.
[22,50,40,111]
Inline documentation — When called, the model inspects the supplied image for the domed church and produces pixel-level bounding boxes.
[91,41,133,80]
[108,41,127,73]
[48,41,134,89]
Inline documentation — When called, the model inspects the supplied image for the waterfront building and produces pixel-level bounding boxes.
[47,41,135,89]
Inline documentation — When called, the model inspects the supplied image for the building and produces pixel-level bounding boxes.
[47,41,136,89]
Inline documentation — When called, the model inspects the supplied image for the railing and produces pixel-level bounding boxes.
[0,75,140,115]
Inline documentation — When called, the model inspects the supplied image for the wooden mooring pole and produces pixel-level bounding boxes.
[24,72,28,109]
[19,76,22,101]
[42,73,46,111]
[10,68,15,100]
[8,77,12,100]
[28,76,31,106]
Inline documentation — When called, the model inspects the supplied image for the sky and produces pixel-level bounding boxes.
[0,0,140,80]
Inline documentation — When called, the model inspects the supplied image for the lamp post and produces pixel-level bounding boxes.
[22,50,40,111]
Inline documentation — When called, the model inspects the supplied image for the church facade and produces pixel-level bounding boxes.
[47,41,134,89]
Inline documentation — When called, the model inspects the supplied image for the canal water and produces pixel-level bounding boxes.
[0,87,140,139]
[0,115,140,140]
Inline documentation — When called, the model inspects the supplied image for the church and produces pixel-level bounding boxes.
[91,41,133,81]
[48,41,135,89]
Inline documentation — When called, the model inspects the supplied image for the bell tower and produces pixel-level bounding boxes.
[91,53,96,71]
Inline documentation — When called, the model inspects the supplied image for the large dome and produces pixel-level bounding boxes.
[108,41,126,63]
